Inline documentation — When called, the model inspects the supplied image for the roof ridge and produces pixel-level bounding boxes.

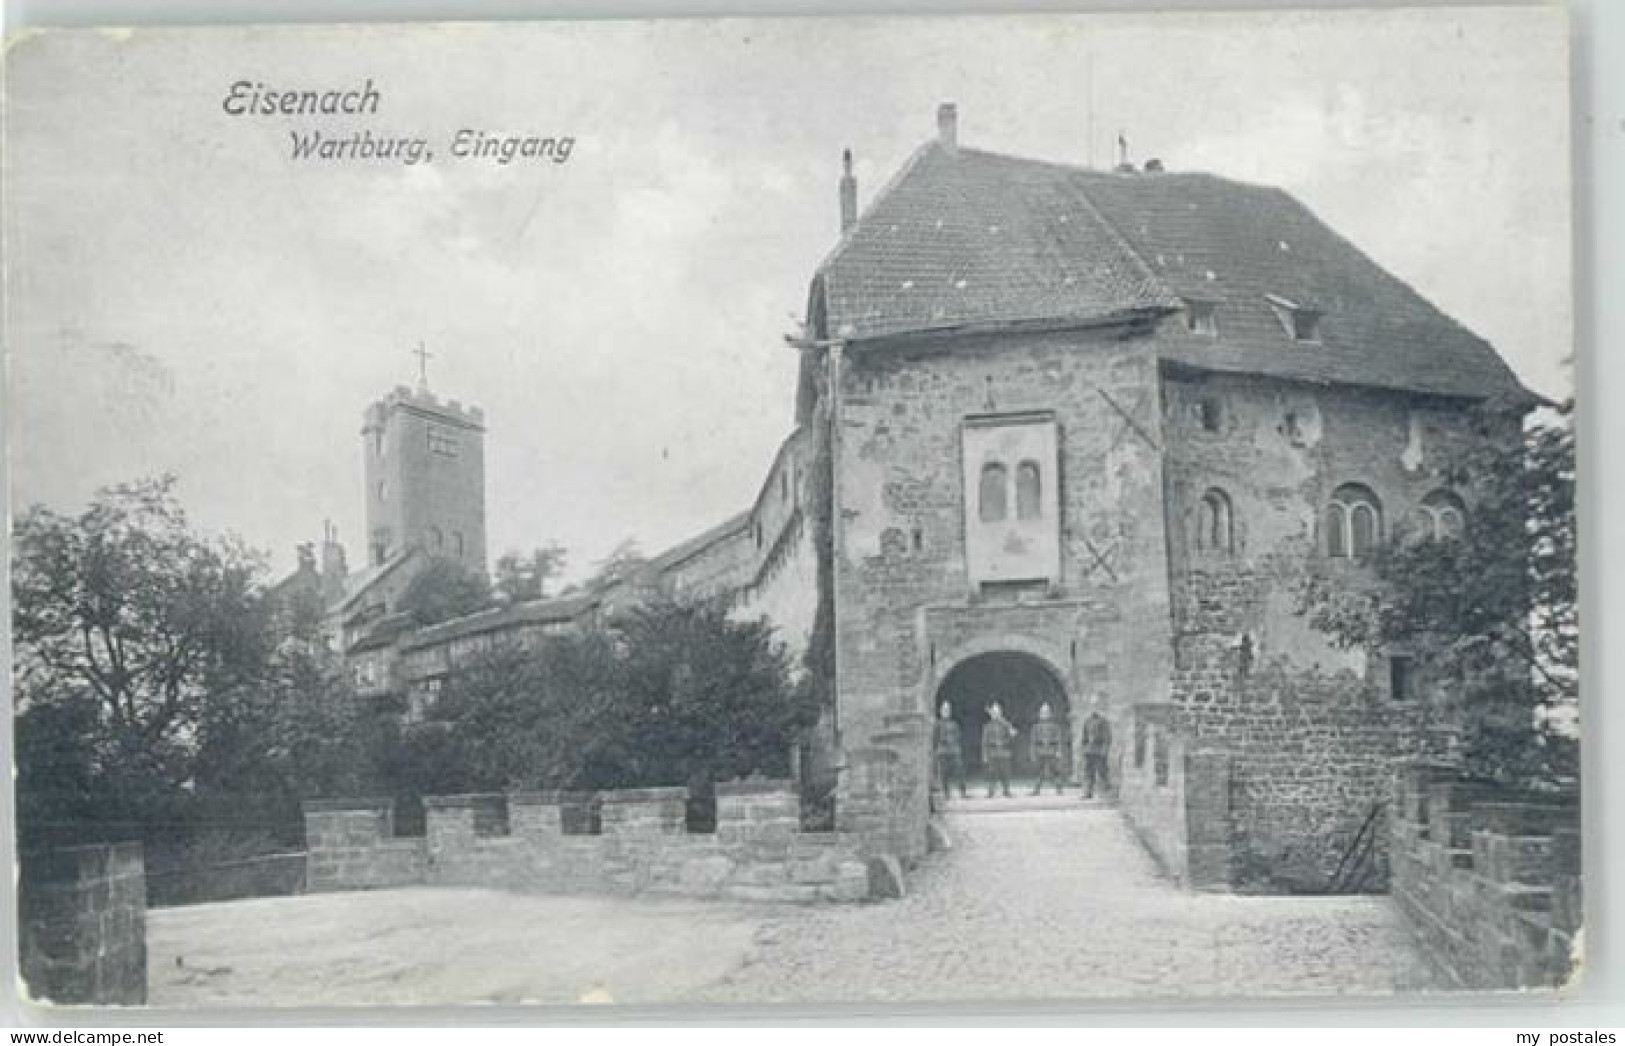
[814,140,941,279]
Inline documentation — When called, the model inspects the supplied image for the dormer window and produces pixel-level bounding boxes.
[1267,294,1323,343]
[1184,299,1218,336]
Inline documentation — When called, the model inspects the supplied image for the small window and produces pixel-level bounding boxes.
[1016,461,1042,520]
[377,480,388,503]
[1198,397,1223,433]
[454,531,465,557]
[1268,295,1323,343]
[1390,655,1415,702]
[1196,488,1234,554]
[1327,483,1382,559]
[429,526,444,550]
[372,430,385,457]
[979,462,1008,523]
[1185,300,1218,336]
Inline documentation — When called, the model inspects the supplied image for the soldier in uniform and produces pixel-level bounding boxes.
[1029,703,1067,795]
[1080,700,1113,799]
[933,701,967,799]
[981,702,1015,798]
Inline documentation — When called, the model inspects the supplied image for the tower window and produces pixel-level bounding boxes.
[1390,655,1415,702]
[429,526,444,551]
[978,462,1008,523]
[454,531,465,557]
[1015,461,1042,520]
[377,481,388,503]
[1196,488,1234,554]
[1326,483,1382,559]
[428,427,459,457]
[1184,299,1218,336]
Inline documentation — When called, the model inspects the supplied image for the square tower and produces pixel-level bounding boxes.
[361,385,487,574]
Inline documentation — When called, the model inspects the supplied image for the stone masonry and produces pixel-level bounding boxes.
[305,780,872,904]
[1390,760,1582,989]
[19,843,148,1006]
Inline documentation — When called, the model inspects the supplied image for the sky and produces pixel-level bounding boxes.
[4,7,1572,583]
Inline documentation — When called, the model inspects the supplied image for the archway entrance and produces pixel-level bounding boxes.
[933,651,1072,790]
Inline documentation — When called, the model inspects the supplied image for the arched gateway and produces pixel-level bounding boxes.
[932,650,1073,782]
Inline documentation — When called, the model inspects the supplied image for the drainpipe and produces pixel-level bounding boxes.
[827,339,846,749]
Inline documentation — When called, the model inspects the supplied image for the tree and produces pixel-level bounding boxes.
[589,538,647,589]
[494,543,568,602]
[1298,400,1577,786]
[13,477,270,801]
[429,597,813,792]
[397,556,492,626]
[12,475,383,856]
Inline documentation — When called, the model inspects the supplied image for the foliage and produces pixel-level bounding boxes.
[11,475,379,854]
[397,556,492,626]
[426,596,813,792]
[494,543,568,602]
[588,538,647,590]
[1298,401,1577,786]
[12,477,273,846]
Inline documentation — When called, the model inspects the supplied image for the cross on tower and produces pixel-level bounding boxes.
[413,341,433,391]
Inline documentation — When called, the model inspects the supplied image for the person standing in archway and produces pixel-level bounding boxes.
[933,701,967,800]
[1029,703,1066,795]
[982,702,1015,798]
[1080,700,1113,800]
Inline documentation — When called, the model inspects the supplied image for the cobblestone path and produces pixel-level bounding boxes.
[698,803,1444,1004]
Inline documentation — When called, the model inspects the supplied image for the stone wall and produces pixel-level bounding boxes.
[1159,370,1470,888]
[304,798,431,891]
[306,781,872,904]
[828,328,1177,859]
[1116,704,1233,889]
[1390,761,1582,990]
[19,843,147,1006]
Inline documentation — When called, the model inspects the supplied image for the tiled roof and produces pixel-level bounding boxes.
[399,592,599,651]
[817,143,1531,402]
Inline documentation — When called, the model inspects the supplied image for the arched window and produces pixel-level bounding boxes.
[454,531,466,557]
[979,462,1008,523]
[1196,488,1233,553]
[1327,483,1382,559]
[1417,489,1467,541]
[1016,461,1042,520]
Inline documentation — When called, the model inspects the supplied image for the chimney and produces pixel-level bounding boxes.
[320,519,349,605]
[839,149,858,233]
[937,102,958,151]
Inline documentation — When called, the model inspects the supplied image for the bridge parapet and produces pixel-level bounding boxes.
[1390,760,1580,989]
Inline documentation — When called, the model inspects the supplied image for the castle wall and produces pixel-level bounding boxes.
[829,327,1177,840]
[1159,368,1485,887]
[1390,761,1581,989]
[304,784,872,904]
[659,429,820,670]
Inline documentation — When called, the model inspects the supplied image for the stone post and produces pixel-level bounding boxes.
[1182,748,1233,889]
[19,843,147,1005]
